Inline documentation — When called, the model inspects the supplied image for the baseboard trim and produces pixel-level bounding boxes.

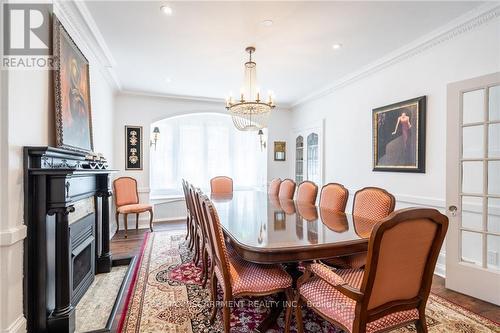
[1,315,26,333]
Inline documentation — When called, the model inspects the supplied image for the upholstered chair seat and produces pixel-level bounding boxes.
[214,254,292,295]
[117,203,153,214]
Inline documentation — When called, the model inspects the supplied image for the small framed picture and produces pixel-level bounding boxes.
[125,126,143,170]
[274,141,286,161]
[373,96,426,173]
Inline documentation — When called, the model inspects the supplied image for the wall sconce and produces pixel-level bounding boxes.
[258,129,266,151]
[150,127,160,150]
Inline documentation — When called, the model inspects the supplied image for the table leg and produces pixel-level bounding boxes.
[255,262,302,333]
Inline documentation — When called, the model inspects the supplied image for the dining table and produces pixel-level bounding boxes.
[211,190,379,332]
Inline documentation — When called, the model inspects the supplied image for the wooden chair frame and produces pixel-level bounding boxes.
[319,182,349,211]
[292,208,449,333]
[113,176,153,238]
[201,195,294,333]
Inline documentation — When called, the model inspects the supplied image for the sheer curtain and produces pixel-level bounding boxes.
[150,113,267,196]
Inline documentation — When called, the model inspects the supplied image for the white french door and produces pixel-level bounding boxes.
[446,72,500,305]
[293,120,324,187]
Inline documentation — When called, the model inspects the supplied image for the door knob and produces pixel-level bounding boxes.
[448,205,458,216]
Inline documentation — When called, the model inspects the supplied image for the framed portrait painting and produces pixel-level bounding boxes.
[53,15,94,153]
[373,96,426,173]
[125,126,143,170]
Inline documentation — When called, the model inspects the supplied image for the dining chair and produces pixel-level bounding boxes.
[319,183,349,211]
[188,184,204,265]
[181,179,193,244]
[278,178,296,200]
[268,178,282,196]
[191,187,213,288]
[296,181,319,204]
[288,208,448,333]
[183,180,197,252]
[210,176,233,194]
[113,177,153,238]
[201,195,294,333]
[324,187,395,269]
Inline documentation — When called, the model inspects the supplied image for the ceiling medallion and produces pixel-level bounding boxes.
[225,46,275,131]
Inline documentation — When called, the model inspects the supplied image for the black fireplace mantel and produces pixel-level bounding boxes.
[23,146,116,333]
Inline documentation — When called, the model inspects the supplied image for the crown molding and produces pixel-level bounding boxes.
[53,0,121,90]
[119,89,292,109]
[291,2,500,108]
[119,89,224,104]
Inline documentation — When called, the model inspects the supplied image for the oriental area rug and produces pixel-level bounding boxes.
[118,231,500,333]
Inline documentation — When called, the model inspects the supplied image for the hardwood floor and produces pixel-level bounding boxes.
[110,220,500,325]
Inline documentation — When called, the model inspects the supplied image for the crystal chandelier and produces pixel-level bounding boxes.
[225,46,275,131]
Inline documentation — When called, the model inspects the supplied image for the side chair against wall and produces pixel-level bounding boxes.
[296,180,319,204]
[113,177,153,238]
[319,183,349,212]
[268,178,282,196]
[210,176,233,194]
[201,195,294,333]
[324,187,395,269]
[289,208,448,333]
[278,178,296,200]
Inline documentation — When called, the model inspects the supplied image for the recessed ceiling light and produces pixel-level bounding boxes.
[165,77,172,84]
[332,43,343,50]
[261,20,273,27]
[160,5,173,16]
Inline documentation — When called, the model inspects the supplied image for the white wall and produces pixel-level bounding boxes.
[290,18,500,276]
[113,92,291,231]
[0,4,116,333]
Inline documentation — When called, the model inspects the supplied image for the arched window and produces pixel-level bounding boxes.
[150,113,266,196]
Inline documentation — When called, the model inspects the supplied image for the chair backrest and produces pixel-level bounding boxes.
[319,183,349,212]
[296,181,318,204]
[268,178,282,196]
[278,179,296,200]
[181,179,190,212]
[359,208,448,317]
[113,177,139,207]
[210,176,233,194]
[201,195,232,292]
[352,187,395,221]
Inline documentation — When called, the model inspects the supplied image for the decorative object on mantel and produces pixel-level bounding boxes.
[373,96,426,173]
[150,126,160,150]
[225,46,275,131]
[125,126,143,170]
[53,15,94,154]
[274,141,286,161]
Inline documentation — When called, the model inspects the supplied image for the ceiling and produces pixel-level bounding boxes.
[86,1,481,105]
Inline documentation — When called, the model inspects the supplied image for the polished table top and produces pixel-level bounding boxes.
[211,190,377,264]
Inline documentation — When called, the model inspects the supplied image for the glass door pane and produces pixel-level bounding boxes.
[295,136,304,183]
[306,133,319,184]
[489,85,500,121]
[463,89,485,124]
